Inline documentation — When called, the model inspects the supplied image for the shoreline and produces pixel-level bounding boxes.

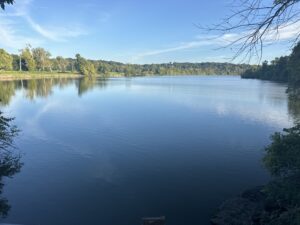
[0,73,241,81]
[0,72,84,81]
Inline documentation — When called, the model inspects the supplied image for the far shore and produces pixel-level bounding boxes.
[0,72,85,81]
[0,72,241,81]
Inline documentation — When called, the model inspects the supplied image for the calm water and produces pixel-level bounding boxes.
[0,76,297,225]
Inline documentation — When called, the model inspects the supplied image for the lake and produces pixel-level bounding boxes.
[0,75,297,225]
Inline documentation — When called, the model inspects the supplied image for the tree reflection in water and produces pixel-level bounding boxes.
[0,111,22,217]
[0,77,108,106]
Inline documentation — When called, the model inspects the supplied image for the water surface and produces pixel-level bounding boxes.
[0,76,297,225]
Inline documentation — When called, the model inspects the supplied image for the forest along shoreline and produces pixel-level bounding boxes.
[0,47,252,77]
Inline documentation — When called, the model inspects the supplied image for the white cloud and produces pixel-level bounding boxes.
[131,21,300,63]
[0,0,87,49]
[264,21,300,42]
[130,34,237,62]
[0,19,42,49]
[25,16,87,41]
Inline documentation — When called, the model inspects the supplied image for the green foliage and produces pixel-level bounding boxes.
[288,42,300,86]
[0,49,12,71]
[75,54,96,76]
[264,176,300,208]
[54,56,68,72]
[32,48,51,71]
[261,124,300,224]
[0,46,252,76]
[11,54,20,71]
[263,124,300,177]
[0,0,13,10]
[21,47,36,71]
[96,61,252,76]
[242,42,300,85]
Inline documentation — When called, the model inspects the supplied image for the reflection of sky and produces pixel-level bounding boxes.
[0,76,295,225]
[120,76,292,128]
[2,76,293,181]
[2,76,293,155]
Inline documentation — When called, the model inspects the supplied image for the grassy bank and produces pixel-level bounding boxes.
[0,71,242,81]
[0,71,84,81]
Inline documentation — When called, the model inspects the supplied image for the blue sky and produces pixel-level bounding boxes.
[0,0,298,64]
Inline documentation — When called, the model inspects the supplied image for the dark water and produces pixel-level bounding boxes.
[0,76,297,225]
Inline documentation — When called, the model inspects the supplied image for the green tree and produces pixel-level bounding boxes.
[32,48,51,71]
[54,56,68,72]
[75,54,96,76]
[0,49,12,71]
[21,47,36,71]
[263,124,300,177]
[261,124,300,224]
[289,42,300,86]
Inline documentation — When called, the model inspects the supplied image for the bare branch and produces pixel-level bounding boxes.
[202,0,300,62]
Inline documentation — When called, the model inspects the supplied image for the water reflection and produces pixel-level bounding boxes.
[0,77,108,105]
[0,112,22,218]
[288,99,300,123]
[0,76,299,225]
[76,77,107,96]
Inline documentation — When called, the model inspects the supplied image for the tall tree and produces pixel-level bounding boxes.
[0,49,12,71]
[32,48,51,71]
[21,46,36,71]
[54,56,68,72]
[289,42,300,85]
[75,54,96,76]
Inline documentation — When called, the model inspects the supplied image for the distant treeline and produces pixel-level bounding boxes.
[0,46,252,76]
[241,42,300,86]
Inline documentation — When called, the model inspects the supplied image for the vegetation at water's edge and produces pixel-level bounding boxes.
[0,46,252,77]
[241,42,300,86]
[212,124,300,225]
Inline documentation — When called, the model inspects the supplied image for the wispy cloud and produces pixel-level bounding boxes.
[0,0,87,49]
[130,34,238,62]
[25,16,87,41]
[264,21,300,42]
[131,21,300,63]
[0,18,43,49]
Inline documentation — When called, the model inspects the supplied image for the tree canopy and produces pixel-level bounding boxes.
[241,41,300,84]
[0,49,13,71]
[32,48,51,71]
[21,46,36,71]
[0,46,252,76]
[263,124,300,177]
[75,54,97,76]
